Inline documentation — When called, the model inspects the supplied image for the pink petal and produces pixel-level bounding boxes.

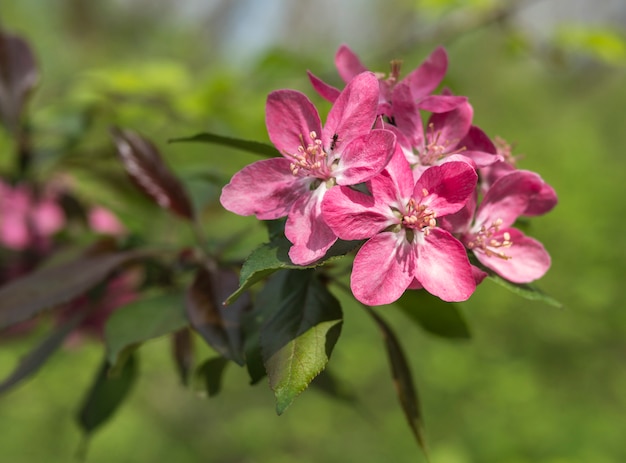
[351,232,415,305]
[322,186,393,240]
[459,125,497,154]
[475,170,543,229]
[220,158,304,220]
[307,70,341,103]
[88,206,125,235]
[266,90,322,156]
[427,100,473,148]
[374,146,415,200]
[31,199,64,236]
[406,46,448,99]
[334,129,395,185]
[439,189,476,234]
[323,72,379,149]
[335,44,369,83]
[417,95,467,113]
[414,228,476,302]
[524,181,558,216]
[474,228,550,283]
[415,162,477,217]
[285,184,337,265]
[390,82,424,147]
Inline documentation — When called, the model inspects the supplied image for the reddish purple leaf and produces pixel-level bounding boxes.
[0,248,148,331]
[364,306,428,457]
[185,262,251,365]
[0,29,38,133]
[111,127,195,220]
[0,309,89,394]
[171,328,195,386]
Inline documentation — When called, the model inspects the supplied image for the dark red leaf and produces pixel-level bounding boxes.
[185,262,251,365]
[0,309,89,394]
[0,29,38,133]
[365,306,429,458]
[0,248,147,331]
[171,328,195,386]
[111,127,194,220]
[194,357,229,397]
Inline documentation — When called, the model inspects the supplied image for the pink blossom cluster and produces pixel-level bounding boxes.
[0,180,136,340]
[220,46,556,306]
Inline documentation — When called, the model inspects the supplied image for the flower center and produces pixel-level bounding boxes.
[417,123,465,166]
[288,131,331,180]
[466,218,513,259]
[494,136,519,167]
[401,196,436,241]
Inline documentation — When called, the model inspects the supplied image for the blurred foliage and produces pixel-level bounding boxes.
[1,0,625,463]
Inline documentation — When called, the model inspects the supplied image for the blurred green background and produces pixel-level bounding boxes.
[1,0,626,462]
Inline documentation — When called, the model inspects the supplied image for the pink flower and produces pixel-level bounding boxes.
[88,206,126,235]
[220,72,396,265]
[479,137,557,217]
[443,170,552,283]
[322,151,478,305]
[0,181,64,251]
[388,97,501,179]
[308,45,466,119]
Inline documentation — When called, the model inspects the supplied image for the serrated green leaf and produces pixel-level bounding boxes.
[104,292,188,367]
[364,306,428,458]
[225,234,362,305]
[261,269,343,414]
[76,353,138,437]
[487,274,562,308]
[394,290,471,339]
[169,132,279,157]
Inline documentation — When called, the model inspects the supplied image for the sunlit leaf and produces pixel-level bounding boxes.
[169,132,279,157]
[194,357,230,397]
[76,353,138,437]
[111,127,195,220]
[171,328,195,386]
[555,24,626,66]
[0,29,39,133]
[225,234,361,305]
[394,290,471,339]
[186,263,251,365]
[0,310,89,394]
[261,269,343,414]
[486,274,562,308]
[0,248,147,331]
[104,291,188,368]
[364,306,428,456]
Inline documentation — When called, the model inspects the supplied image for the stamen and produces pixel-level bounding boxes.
[467,219,513,259]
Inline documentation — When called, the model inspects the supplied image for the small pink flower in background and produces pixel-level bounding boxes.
[88,206,125,235]
[220,72,396,265]
[322,151,478,305]
[0,181,64,251]
[308,45,466,117]
[443,170,552,283]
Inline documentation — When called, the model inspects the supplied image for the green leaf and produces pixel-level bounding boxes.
[261,269,343,415]
[225,233,362,305]
[0,248,148,331]
[193,357,230,398]
[0,310,89,394]
[240,270,288,385]
[394,290,471,339]
[186,263,250,365]
[76,353,138,437]
[486,273,562,308]
[364,306,428,458]
[169,132,279,157]
[104,291,188,368]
